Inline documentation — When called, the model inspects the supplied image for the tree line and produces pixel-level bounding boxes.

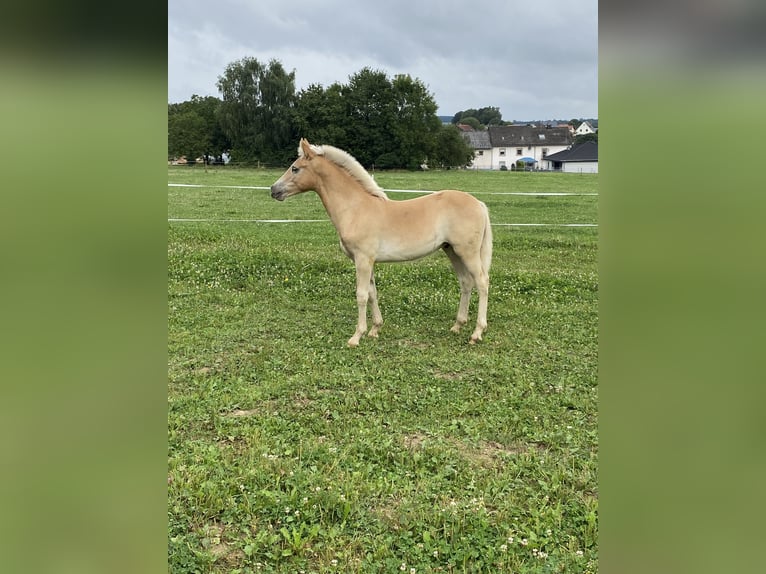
[168,57,479,169]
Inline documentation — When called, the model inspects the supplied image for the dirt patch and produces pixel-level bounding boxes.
[452,439,544,467]
[226,409,260,417]
[402,433,429,450]
[203,523,245,567]
[432,369,462,381]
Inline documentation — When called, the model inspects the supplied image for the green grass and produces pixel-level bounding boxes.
[168,167,598,573]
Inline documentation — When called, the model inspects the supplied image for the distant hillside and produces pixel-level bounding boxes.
[438,115,597,126]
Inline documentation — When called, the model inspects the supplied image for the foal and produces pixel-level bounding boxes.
[271,138,492,347]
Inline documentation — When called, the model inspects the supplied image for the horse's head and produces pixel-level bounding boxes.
[270,138,320,201]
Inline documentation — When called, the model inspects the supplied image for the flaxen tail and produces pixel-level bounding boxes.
[480,202,493,276]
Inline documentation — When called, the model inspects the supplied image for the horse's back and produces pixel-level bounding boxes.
[430,189,488,223]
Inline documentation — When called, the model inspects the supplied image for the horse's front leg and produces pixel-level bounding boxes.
[347,257,374,347]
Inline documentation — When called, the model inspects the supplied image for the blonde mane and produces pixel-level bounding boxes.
[299,143,389,200]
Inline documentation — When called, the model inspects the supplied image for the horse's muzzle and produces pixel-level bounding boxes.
[270,186,285,201]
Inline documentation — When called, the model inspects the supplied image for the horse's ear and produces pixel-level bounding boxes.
[300,138,315,159]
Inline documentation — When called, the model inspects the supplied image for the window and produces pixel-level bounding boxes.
[477,150,484,156]
[542,148,549,158]
[516,148,522,155]
[499,149,506,156]
[538,134,546,141]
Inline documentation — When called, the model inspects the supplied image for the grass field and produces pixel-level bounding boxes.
[168,166,598,573]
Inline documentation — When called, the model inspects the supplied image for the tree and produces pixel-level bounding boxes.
[390,74,442,169]
[216,57,298,164]
[431,125,475,168]
[342,67,398,167]
[167,95,230,160]
[457,116,483,131]
[574,132,598,145]
[294,82,347,147]
[453,107,504,127]
[337,68,442,169]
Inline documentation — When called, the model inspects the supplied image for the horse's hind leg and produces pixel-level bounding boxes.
[466,257,489,344]
[367,271,383,338]
[451,248,488,344]
[444,246,475,333]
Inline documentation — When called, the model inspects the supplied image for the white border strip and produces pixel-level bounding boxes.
[168,183,595,196]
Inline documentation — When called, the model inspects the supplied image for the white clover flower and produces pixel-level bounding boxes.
[500,544,508,552]
[520,538,528,546]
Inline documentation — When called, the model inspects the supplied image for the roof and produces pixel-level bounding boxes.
[461,130,492,149]
[488,125,573,147]
[544,141,598,162]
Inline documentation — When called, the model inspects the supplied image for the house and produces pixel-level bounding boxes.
[543,141,598,173]
[461,130,493,170]
[481,125,573,170]
[574,121,596,136]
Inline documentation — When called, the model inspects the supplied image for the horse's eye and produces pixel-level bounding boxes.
[291,166,299,174]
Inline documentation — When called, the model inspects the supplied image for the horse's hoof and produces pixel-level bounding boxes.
[450,325,461,334]
[347,339,359,347]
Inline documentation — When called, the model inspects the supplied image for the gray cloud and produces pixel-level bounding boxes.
[168,0,597,120]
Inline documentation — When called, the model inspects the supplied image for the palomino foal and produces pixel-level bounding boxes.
[270,138,492,347]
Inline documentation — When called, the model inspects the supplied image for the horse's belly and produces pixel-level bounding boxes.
[376,239,440,262]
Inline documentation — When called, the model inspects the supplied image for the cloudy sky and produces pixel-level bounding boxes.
[168,0,597,121]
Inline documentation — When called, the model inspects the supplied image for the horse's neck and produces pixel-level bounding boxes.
[314,163,375,229]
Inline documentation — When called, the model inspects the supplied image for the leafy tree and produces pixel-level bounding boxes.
[342,67,398,167]
[336,68,442,169]
[216,57,298,164]
[170,57,472,169]
[431,125,475,168]
[457,116,482,130]
[574,132,598,145]
[167,95,229,160]
[390,74,442,169]
[453,107,504,127]
[294,82,347,148]
[168,108,207,161]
